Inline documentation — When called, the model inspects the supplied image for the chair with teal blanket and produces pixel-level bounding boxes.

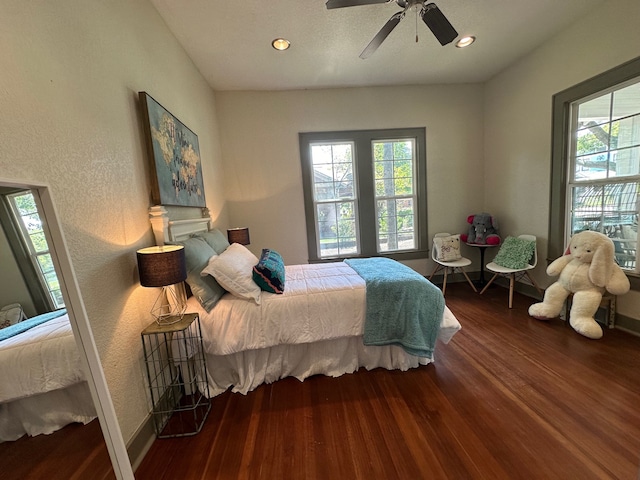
[479,234,543,308]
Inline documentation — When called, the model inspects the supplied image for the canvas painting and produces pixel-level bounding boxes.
[140,91,206,208]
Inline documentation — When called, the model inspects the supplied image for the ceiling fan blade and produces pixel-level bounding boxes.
[326,0,389,9]
[359,11,404,59]
[421,3,458,46]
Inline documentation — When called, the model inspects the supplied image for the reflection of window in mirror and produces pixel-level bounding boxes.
[5,190,65,310]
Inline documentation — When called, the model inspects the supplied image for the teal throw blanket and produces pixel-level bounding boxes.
[345,258,444,357]
[0,309,67,342]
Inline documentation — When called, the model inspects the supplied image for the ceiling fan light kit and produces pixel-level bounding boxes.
[326,0,459,58]
[421,3,457,46]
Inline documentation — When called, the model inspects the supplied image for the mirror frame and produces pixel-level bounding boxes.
[0,177,134,479]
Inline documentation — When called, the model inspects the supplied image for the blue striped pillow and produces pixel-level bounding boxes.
[252,249,285,294]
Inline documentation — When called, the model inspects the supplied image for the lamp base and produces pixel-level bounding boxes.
[150,286,187,325]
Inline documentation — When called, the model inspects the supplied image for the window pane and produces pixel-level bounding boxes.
[377,198,415,252]
[37,253,56,275]
[30,232,49,253]
[316,201,358,258]
[612,114,640,150]
[12,192,38,216]
[571,182,638,269]
[51,290,65,309]
[575,125,609,156]
[612,82,640,120]
[612,146,640,177]
[21,212,43,235]
[577,93,611,125]
[43,269,59,290]
[574,153,611,180]
[317,203,337,240]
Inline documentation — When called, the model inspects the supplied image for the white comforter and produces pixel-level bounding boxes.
[185,262,460,357]
[0,313,85,404]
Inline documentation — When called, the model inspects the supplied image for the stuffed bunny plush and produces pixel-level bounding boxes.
[528,230,630,339]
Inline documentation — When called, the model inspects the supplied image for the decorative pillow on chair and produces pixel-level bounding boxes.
[0,303,26,329]
[176,236,226,312]
[434,234,462,262]
[252,249,285,294]
[493,236,535,269]
[201,243,262,304]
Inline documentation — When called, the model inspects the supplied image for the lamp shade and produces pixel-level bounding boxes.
[137,245,187,287]
[227,227,250,245]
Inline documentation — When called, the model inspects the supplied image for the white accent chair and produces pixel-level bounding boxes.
[428,233,477,295]
[479,234,543,308]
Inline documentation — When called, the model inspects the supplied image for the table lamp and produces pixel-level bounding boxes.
[137,245,187,325]
[227,227,250,245]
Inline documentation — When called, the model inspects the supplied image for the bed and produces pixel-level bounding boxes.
[0,310,96,442]
[149,206,462,398]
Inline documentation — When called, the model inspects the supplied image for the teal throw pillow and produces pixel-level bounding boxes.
[493,236,535,269]
[194,229,230,254]
[176,236,226,311]
[252,249,285,294]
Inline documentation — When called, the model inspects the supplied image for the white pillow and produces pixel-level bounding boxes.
[201,243,261,304]
[0,303,26,329]
[433,234,462,261]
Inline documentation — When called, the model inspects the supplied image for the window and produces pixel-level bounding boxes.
[6,190,65,309]
[550,57,640,287]
[568,80,640,272]
[300,128,427,261]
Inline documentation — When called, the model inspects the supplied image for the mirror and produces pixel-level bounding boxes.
[0,180,133,479]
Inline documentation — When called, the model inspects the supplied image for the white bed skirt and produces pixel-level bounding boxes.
[202,335,436,397]
[0,382,96,442]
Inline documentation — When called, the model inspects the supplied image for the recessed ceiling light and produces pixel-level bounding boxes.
[272,38,291,51]
[456,36,476,48]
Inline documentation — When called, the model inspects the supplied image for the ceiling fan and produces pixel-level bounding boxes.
[325,0,458,59]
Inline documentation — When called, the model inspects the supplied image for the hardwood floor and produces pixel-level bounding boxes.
[136,284,640,479]
[0,419,115,480]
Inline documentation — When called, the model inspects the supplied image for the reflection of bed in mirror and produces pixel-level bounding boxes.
[150,206,462,399]
[0,309,96,442]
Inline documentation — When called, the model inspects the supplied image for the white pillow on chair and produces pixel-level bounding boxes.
[0,303,26,329]
[434,234,462,262]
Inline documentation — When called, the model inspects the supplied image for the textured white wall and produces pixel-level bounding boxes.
[0,0,228,443]
[483,0,640,319]
[215,85,484,274]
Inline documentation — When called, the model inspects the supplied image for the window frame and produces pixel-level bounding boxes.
[550,55,640,290]
[299,127,428,262]
[1,189,64,310]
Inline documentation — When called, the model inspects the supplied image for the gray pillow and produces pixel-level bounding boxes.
[195,229,230,254]
[176,236,226,311]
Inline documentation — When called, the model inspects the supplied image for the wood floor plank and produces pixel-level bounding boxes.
[0,419,115,480]
[136,283,640,479]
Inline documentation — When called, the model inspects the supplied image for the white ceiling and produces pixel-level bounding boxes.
[149,0,604,92]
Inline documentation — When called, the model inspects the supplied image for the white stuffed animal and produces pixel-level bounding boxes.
[528,230,630,339]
